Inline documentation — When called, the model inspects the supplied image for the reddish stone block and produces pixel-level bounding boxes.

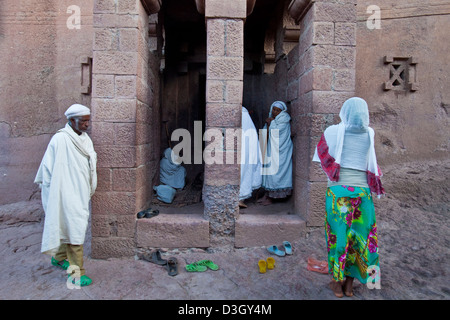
[92,74,115,98]
[91,98,137,122]
[333,68,355,91]
[93,51,138,75]
[207,57,243,80]
[91,237,135,259]
[206,103,241,127]
[119,28,139,52]
[225,20,243,57]
[94,0,116,14]
[96,167,112,192]
[334,22,356,46]
[92,191,137,215]
[96,145,137,168]
[207,19,225,56]
[205,0,246,19]
[93,28,118,51]
[115,75,137,99]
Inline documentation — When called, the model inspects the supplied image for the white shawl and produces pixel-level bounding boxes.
[240,107,262,200]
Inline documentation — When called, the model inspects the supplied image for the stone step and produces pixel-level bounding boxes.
[136,213,210,248]
[235,213,307,248]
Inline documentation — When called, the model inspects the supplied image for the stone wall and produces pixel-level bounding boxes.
[355,0,450,164]
[0,0,94,205]
[202,0,246,247]
[90,0,160,258]
[288,0,357,226]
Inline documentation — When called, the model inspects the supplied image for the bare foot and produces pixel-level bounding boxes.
[329,279,344,298]
[343,277,354,297]
[258,195,273,206]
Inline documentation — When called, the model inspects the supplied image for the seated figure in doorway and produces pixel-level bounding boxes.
[260,101,293,205]
[160,148,186,190]
[239,106,262,208]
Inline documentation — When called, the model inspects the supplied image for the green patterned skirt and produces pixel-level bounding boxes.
[325,185,379,284]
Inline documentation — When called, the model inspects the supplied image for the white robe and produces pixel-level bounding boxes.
[34,123,97,254]
[240,107,262,200]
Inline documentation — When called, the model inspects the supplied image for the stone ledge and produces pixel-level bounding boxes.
[136,213,210,248]
[235,214,307,248]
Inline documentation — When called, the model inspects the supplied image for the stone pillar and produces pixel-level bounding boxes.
[90,0,160,258]
[202,0,246,247]
[288,0,357,226]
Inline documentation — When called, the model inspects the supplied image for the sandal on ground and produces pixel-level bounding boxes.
[68,274,93,287]
[51,257,70,270]
[193,260,219,271]
[166,257,178,276]
[150,250,167,265]
[266,257,275,270]
[306,257,329,274]
[185,264,207,272]
[283,241,293,255]
[239,201,247,208]
[267,245,285,257]
[144,209,159,218]
[258,260,267,273]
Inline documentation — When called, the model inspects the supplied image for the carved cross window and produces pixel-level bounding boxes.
[383,56,418,91]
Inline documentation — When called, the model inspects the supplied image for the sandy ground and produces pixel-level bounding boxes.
[0,159,448,300]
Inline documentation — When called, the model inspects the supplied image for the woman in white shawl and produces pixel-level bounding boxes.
[239,107,262,208]
[260,101,293,205]
[313,97,384,298]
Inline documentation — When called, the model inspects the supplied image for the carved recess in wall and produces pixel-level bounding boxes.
[80,56,92,95]
[264,0,300,74]
[383,56,418,92]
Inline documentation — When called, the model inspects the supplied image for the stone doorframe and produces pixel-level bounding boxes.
[89,0,357,259]
[287,0,357,227]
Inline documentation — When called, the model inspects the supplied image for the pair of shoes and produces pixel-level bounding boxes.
[266,241,293,256]
[51,257,70,270]
[136,208,160,219]
[185,260,219,272]
[258,257,276,273]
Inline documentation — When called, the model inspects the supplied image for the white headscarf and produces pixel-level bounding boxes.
[268,101,287,118]
[64,104,91,119]
[313,97,384,196]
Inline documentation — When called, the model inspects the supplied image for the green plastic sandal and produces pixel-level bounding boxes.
[193,260,219,271]
[68,274,93,287]
[51,257,70,270]
[185,264,207,272]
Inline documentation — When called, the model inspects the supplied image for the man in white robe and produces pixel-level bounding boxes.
[34,104,97,287]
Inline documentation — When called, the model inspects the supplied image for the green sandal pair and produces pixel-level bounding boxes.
[185,260,219,272]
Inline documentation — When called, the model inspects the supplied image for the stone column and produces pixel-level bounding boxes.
[288,0,357,226]
[90,0,160,258]
[202,0,246,247]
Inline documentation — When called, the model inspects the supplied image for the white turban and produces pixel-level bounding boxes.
[64,104,91,119]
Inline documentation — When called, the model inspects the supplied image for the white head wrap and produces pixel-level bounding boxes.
[269,101,287,117]
[64,104,91,119]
